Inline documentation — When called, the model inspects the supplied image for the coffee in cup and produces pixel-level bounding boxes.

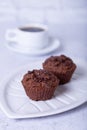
[20,27,45,32]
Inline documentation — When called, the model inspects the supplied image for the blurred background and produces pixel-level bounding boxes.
[0,0,87,58]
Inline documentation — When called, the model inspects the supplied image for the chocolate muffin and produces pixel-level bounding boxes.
[43,55,76,84]
[21,69,59,101]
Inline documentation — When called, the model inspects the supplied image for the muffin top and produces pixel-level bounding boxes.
[43,55,76,74]
[22,69,59,88]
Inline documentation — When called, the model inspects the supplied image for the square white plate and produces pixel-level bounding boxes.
[0,58,87,119]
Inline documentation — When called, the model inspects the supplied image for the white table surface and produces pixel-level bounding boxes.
[0,23,87,130]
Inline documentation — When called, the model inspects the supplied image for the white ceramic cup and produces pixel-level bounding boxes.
[5,24,49,50]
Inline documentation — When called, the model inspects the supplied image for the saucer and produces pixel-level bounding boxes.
[6,37,60,56]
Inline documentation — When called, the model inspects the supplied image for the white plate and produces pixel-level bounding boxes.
[6,38,60,56]
[0,59,87,119]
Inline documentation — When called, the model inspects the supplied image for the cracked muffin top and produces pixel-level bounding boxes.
[43,55,76,74]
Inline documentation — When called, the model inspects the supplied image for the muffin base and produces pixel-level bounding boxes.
[25,86,57,101]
